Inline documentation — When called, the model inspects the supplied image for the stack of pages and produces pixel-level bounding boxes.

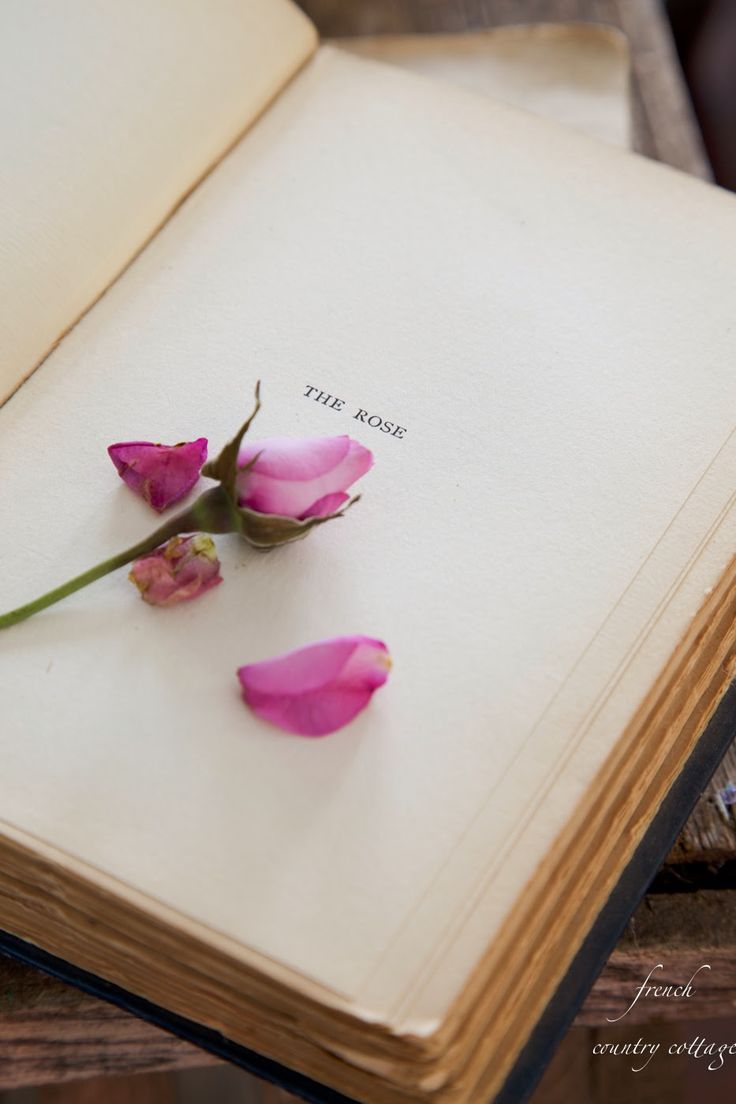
[1,2,735,1102]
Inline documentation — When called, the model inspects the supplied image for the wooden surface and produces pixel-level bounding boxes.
[669,744,736,861]
[0,959,217,1089]
[580,890,736,1024]
[1,0,734,1097]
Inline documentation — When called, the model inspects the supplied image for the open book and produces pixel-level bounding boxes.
[2,2,735,1102]
[337,23,630,150]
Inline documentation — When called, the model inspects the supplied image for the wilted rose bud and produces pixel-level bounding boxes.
[237,635,391,736]
[129,534,222,606]
[108,438,208,512]
[236,436,373,520]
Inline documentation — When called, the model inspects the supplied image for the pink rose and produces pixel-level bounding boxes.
[236,435,373,519]
[237,635,391,736]
[108,438,208,512]
[129,534,222,607]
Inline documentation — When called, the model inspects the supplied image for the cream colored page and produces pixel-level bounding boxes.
[0,0,316,404]
[1,47,735,1027]
[337,24,630,148]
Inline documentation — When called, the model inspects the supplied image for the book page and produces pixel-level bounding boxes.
[0,0,316,405]
[336,24,630,148]
[1,46,735,1031]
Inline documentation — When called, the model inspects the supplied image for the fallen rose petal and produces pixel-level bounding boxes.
[129,534,222,606]
[108,438,208,512]
[236,435,373,519]
[237,635,391,736]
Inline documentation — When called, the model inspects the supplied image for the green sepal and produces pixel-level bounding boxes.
[232,495,361,549]
[200,380,360,549]
[201,380,261,496]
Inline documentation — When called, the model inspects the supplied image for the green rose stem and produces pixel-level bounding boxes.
[0,486,235,630]
[0,385,360,631]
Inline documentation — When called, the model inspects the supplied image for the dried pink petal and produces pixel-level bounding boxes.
[129,534,222,607]
[237,635,391,736]
[108,438,207,512]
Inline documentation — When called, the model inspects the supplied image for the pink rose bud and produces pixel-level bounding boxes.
[237,635,391,736]
[108,438,208,512]
[129,534,222,607]
[235,435,373,520]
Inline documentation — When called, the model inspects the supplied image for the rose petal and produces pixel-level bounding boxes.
[129,534,222,606]
[237,635,390,736]
[236,436,373,519]
[108,438,207,512]
[300,491,349,519]
[238,435,351,480]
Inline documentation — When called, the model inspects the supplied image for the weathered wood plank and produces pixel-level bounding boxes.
[578,890,736,1025]
[528,1025,595,1103]
[0,959,217,1090]
[37,1073,177,1104]
[668,743,736,862]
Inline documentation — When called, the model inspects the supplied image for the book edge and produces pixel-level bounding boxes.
[0,678,732,1104]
